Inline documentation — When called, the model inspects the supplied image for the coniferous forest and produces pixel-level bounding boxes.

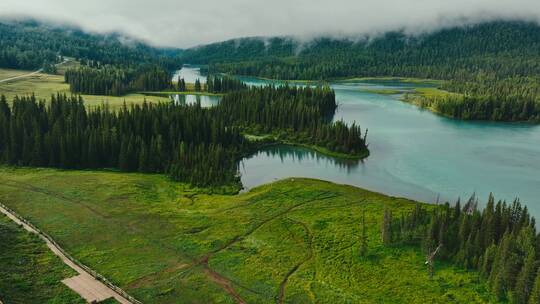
[0,83,368,187]
[382,195,540,303]
[64,65,172,96]
[0,21,179,71]
[182,21,540,122]
[0,21,180,97]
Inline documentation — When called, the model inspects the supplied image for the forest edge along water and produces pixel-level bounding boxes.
[177,66,540,220]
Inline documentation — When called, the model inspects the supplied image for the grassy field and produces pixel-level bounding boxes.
[336,76,444,86]
[0,212,84,303]
[0,68,170,109]
[401,87,464,116]
[0,167,492,303]
[363,88,405,95]
[408,87,459,99]
[0,68,36,80]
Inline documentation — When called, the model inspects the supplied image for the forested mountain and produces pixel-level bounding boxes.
[182,21,540,122]
[0,20,181,70]
[0,20,182,96]
[183,21,540,81]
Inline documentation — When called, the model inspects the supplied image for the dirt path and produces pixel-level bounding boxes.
[200,191,338,304]
[0,178,339,304]
[0,178,246,303]
[0,58,71,84]
[0,204,135,304]
[277,218,314,304]
[0,69,43,83]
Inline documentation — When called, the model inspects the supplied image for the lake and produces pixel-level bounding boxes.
[171,65,220,107]
[178,67,540,217]
[171,94,220,108]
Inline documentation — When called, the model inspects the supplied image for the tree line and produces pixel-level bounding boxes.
[381,195,540,303]
[64,65,172,96]
[0,84,368,186]
[217,84,368,156]
[0,20,180,71]
[182,21,540,123]
[0,94,245,186]
[207,76,248,93]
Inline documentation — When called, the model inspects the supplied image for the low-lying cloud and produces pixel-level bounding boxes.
[1,0,539,48]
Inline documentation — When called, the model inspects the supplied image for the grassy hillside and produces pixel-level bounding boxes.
[0,167,492,303]
[0,213,84,303]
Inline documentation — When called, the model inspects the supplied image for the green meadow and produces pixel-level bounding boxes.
[0,68,170,109]
[0,167,492,303]
[0,211,84,303]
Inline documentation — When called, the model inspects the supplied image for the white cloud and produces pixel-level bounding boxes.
[0,0,539,48]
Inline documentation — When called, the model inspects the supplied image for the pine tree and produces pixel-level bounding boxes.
[514,248,537,304]
[529,269,540,304]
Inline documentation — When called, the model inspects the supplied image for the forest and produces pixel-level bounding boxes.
[0,20,180,71]
[0,20,181,97]
[182,21,540,122]
[218,85,367,156]
[0,84,367,187]
[381,195,540,303]
[64,65,172,96]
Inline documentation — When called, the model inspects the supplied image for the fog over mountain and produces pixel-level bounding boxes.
[1,0,540,48]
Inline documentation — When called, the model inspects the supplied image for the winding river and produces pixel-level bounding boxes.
[177,67,540,218]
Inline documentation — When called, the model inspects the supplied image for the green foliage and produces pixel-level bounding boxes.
[194,79,202,92]
[0,215,84,303]
[388,194,539,303]
[0,94,245,186]
[404,76,540,122]
[0,20,180,71]
[184,21,540,122]
[65,65,172,96]
[0,169,492,303]
[207,75,247,93]
[219,85,368,156]
[0,83,367,186]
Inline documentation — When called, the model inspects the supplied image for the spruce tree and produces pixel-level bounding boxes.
[529,269,540,304]
[514,248,537,304]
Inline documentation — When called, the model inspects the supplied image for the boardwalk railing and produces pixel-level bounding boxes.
[0,202,142,304]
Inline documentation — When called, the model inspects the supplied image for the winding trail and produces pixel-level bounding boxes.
[277,218,314,304]
[0,177,340,304]
[0,204,135,304]
[0,58,71,84]
[0,69,43,83]
[198,191,338,304]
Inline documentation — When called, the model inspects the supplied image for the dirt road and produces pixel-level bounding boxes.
[0,204,136,304]
[0,58,71,84]
[0,69,43,83]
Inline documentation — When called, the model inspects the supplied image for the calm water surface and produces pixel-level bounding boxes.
[179,67,540,217]
[171,66,219,107]
[171,94,220,108]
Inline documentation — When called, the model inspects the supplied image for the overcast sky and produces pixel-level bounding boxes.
[1,0,540,48]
